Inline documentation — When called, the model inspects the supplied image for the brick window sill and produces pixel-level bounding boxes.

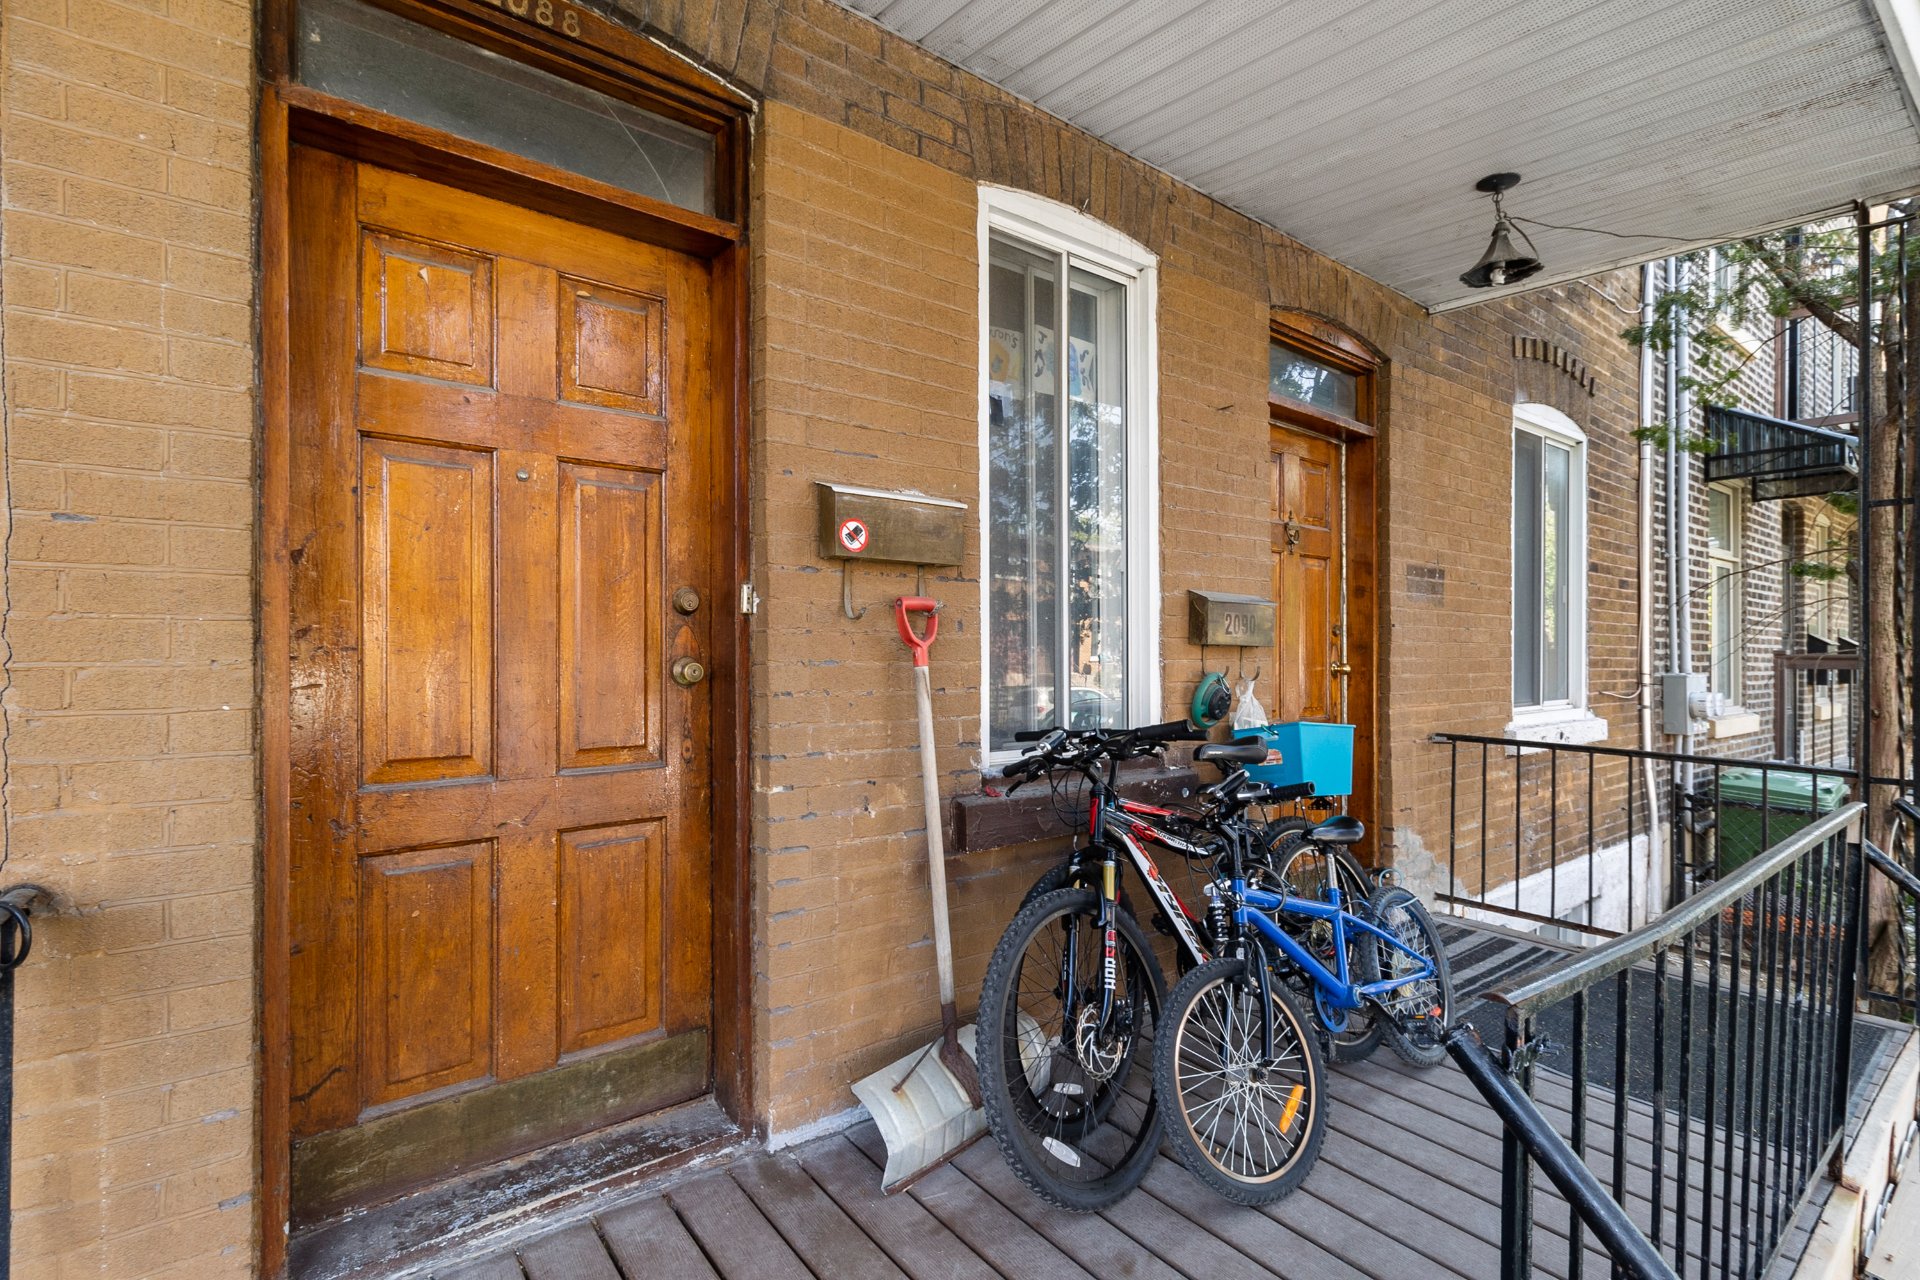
[949,761,1204,854]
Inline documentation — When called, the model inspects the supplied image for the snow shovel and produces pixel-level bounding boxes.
[852,596,986,1192]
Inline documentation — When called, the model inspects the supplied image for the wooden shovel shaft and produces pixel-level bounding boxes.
[912,664,956,1009]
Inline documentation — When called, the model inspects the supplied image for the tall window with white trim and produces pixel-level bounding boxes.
[1707,484,1744,702]
[1512,405,1588,715]
[981,192,1157,753]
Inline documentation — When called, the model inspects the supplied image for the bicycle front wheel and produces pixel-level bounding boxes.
[976,887,1166,1212]
[1154,954,1326,1205]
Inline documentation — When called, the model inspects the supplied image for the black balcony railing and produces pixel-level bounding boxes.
[1773,653,1858,770]
[1451,804,1865,1280]
[1701,405,1858,501]
[1433,733,1857,937]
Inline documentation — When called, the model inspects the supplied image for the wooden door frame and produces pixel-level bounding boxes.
[1268,311,1382,846]
[256,3,753,1272]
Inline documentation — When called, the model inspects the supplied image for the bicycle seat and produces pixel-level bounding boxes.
[1194,739,1267,766]
[1312,814,1365,845]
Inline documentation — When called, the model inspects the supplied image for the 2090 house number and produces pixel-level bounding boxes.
[482,0,584,38]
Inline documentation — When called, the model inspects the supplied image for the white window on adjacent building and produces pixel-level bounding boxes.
[979,188,1158,756]
[1707,484,1744,705]
[1510,404,1603,742]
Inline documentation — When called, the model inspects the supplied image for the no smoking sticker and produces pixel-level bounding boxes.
[838,518,869,553]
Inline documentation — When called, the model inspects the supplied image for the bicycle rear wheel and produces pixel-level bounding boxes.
[1364,887,1455,1068]
[1271,841,1382,1063]
[1155,954,1326,1205]
[976,887,1166,1211]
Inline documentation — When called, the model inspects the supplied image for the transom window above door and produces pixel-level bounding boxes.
[295,0,716,214]
[980,190,1158,756]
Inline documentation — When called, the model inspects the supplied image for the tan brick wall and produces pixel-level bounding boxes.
[0,0,257,1273]
[0,0,1667,1263]
[745,77,1650,1125]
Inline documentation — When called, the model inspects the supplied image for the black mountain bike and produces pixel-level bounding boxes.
[975,724,1311,1210]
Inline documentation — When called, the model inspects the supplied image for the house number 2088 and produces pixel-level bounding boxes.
[484,0,583,38]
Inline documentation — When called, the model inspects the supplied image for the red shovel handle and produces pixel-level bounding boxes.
[895,597,938,667]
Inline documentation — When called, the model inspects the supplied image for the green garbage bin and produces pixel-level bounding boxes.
[1710,766,1851,873]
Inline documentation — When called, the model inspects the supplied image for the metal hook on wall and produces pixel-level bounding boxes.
[842,560,868,621]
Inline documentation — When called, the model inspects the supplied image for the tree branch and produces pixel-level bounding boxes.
[1740,237,1860,347]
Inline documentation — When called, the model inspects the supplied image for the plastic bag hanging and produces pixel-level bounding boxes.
[1230,675,1268,733]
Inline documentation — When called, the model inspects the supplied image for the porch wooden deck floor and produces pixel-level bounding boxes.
[400,922,1900,1280]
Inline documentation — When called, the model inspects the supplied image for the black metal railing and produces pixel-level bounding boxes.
[1781,312,1860,427]
[1772,653,1858,770]
[1433,733,1856,938]
[0,885,45,1280]
[1452,803,1865,1280]
[1863,796,1920,1018]
[1701,404,1858,501]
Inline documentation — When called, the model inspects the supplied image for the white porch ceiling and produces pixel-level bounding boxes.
[840,0,1920,310]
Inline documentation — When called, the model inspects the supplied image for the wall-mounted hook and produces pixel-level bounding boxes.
[842,560,868,620]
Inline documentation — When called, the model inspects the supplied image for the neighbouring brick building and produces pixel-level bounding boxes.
[0,0,1885,1275]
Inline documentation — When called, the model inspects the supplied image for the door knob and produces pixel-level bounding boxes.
[1330,661,1352,677]
[671,657,708,687]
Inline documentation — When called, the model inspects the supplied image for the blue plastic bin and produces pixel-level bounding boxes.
[1241,721,1355,798]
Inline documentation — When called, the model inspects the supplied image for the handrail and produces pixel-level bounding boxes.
[0,884,47,1280]
[1431,730,1859,780]
[1486,803,1863,1018]
[1447,1025,1679,1280]
[1866,840,1920,901]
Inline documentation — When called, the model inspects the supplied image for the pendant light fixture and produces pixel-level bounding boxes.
[1460,172,1545,289]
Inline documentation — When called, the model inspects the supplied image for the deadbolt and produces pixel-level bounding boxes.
[672,586,702,615]
[671,656,708,687]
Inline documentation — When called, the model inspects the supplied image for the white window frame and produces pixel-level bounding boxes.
[1509,403,1603,742]
[1706,482,1745,708]
[977,187,1160,763]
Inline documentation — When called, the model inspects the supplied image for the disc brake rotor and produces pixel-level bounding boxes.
[1073,1004,1127,1082]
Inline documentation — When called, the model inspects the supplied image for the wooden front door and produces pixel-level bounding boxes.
[1271,423,1374,834]
[286,147,716,1214]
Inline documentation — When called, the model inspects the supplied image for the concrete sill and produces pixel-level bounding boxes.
[1503,709,1609,753]
[1708,710,1763,739]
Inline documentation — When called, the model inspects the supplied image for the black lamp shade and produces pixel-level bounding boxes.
[1460,217,1544,289]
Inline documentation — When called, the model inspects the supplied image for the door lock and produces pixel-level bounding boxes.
[672,586,702,615]
[671,656,708,687]
[1330,661,1353,677]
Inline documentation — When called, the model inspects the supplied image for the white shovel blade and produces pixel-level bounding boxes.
[852,1025,986,1194]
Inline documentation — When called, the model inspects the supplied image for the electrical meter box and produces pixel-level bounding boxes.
[815,482,967,564]
[1661,672,1709,736]
[1187,590,1277,648]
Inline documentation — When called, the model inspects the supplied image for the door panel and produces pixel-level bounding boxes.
[359,231,496,384]
[559,463,662,770]
[359,438,495,785]
[288,148,716,1204]
[558,821,666,1054]
[561,279,666,414]
[360,842,495,1105]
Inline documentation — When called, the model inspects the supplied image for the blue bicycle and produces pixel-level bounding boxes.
[1151,741,1455,1204]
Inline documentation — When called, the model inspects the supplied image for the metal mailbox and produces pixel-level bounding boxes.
[1187,590,1276,647]
[816,482,967,564]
